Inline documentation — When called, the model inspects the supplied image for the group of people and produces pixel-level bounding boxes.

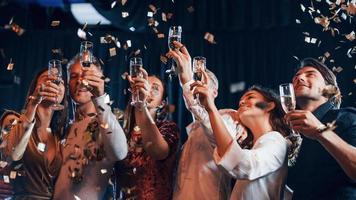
[0,41,355,200]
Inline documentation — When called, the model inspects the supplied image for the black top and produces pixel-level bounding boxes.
[287,101,356,200]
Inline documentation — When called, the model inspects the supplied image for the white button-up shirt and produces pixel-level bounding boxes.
[173,81,239,200]
[214,131,288,200]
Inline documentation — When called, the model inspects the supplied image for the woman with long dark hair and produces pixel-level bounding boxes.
[192,70,296,199]
[114,68,179,200]
[2,68,67,199]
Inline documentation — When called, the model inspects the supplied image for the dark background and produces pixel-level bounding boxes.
[0,0,355,143]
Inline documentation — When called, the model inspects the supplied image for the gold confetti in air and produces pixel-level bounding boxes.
[122,12,129,18]
[345,31,355,41]
[204,32,217,44]
[109,47,117,57]
[187,6,195,13]
[7,58,14,71]
[51,20,60,27]
[121,0,127,6]
[111,1,117,8]
[148,4,157,13]
[332,66,343,73]
[160,55,168,64]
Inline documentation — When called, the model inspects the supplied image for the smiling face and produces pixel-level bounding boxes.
[237,90,271,128]
[146,76,165,109]
[68,60,102,105]
[292,66,328,103]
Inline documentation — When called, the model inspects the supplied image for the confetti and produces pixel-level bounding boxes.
[109,47,117,57]
[51,20,60,27]
[157,33,165,38]
[345,31,355,41]
[160,55,168,64]
[100,169,107,174]
[126,40,132,47]
[300,4,306,12]
[7,58,14,70]
[296,19,301,24]
[3,175,10,183]
[116,41,121,48]
[121,72,128,80]
[6,22,25,36]
[230,82,246,93]
[74,195,81,200]
[77,28,87,40]
[9,171,16,179]
[122,12,129,18]
[111,1,117,8]
[147,12,153,17]
[162,13,167,22]
[332,66,343,73]
[148,4,157,13]
[37,142,46,152]
[0,161,8,168]
[204,32,217,44]
[187,6,195,13]
[353,79,356,84]
[121,0,127,6]
[129,27,136,31]
[104,77,111,83]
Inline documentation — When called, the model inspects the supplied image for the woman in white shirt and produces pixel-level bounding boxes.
[192,72,296,200]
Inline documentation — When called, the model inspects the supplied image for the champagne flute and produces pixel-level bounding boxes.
[80,41,93,68]
[48,59,64,110]
[279,83,298,136]
[130,57,144,106]
[192,56,206,105]
[167,26,182,75]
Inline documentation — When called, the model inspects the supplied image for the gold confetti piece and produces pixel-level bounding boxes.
[152,27,159,33]
[187,6,195,13]
[129,27,136,31]
[147,12,153,17]
[3,175,10,183]
[345,31,355,41]
[111,1,117,8]
[353,79,356,84]
[0,161,8,168]
[292,56,299,61]
[345,2,356,15]
[8,23,25,36]
[341,12,347,20]
[162,12,167,22]
[157,33,165,38]
[160,55,168,64]
[126,40,132,47]
[295,19,301,24]
[204,32,217,44]
[167,13,173,19]
[7,59,14,71]
[100,169,107,174]
[122,12,129,18]
[10,171,16,179]
[332,66,343,73]
[324,52,331,58]
[121,0,127,6]
[37,142,46,152]
[348,92,353,96]
[154,21,159,27]
[77,28,87,40]
[314,16,330,29]
[74,195,81,200]
[300,4,306,12]
[148,4,157,13]
[109,47,117,57]
[51,20,60,27]
[104,77,111,83]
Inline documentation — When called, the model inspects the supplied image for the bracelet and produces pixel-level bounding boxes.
[316,124,328,133]
[316,120,337,133]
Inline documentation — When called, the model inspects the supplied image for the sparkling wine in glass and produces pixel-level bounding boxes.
[130,57,144,106]
[192,56,206,81]
[48,59,64,110]
[80,41,93,68]
[167,26,182,75]
[279,83,298,136]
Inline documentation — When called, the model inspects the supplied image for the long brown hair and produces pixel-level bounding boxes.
[240,85,299,164]
[23,68,69,138]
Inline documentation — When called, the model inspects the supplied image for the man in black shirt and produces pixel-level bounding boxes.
[286,58,356,200]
